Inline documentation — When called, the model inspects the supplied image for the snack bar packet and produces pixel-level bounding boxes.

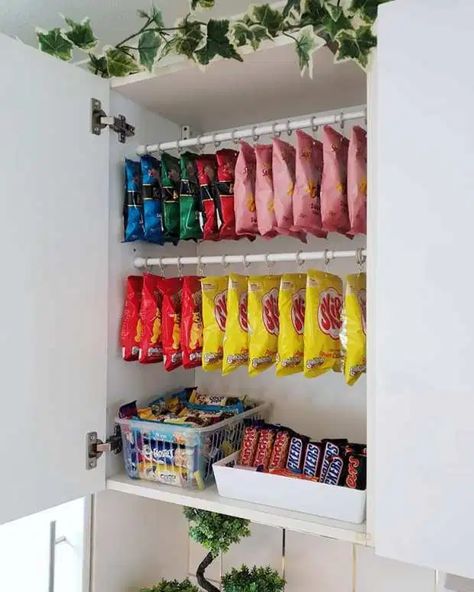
[140,155,164,244]
[215,148,238,240]
[138,273,163,364]
[234,141,258,237]
[321,125,350,234]
[181,276,203,369]
[341,273,367,385]
[223,273,249,375]
[201,275,228,371]
[304,269,343,377]
[160,153,181,243]
[292,130,326,238]
[196,154,219,241]
[120,276,143,361]
[347,126,367,235]
[248,275,280,375]
[276,273,306,376]
[123,159,144,242]
[255,144,278,238]
[156,277,183,371]
[179,152,202,241]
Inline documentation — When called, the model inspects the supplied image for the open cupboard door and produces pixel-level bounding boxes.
[374,0,474,579]
[0,34,109,524]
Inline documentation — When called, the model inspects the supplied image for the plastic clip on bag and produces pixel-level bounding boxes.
[341,273,367,385]
[234,141,258,237]
[215,148,239,240]
[181,276,203,369]
[321,125,350,235]
[347,126,367,235]
[196,154,219,241]
[160,153,181,244]
[156,277,183,371]
[223,273,249,375]
[255,144,278,238]
[140,155,164,244]
[179,152,202,241]
[123,159,144,242]
[304,270,343,377]
[120,276,143,361]
[139,273,163,364]
[276,273,306,376]
[201,276,228,371]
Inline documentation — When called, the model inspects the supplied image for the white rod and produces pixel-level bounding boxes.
[137,107,366,155]
[134,249,366,269]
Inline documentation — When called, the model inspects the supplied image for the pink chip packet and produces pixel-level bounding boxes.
[255,143,278,238]
[234,141,258,237]
[291,129,327,238]
[321,125,350,234]
[273,137,296,233]
[347,126,367,235]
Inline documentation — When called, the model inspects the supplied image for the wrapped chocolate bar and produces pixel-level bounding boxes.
[286,434,309,474]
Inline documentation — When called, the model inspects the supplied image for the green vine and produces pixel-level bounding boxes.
[36,0,391,78]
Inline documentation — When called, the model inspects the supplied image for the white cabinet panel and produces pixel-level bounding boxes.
[374,0,474,577]
[0,34,109,524]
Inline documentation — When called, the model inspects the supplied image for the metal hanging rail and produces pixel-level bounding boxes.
[136,106,366,155]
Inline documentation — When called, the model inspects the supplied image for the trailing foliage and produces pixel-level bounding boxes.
[222,565,286,592]
[140,579,199,592]
[36,0,391,78]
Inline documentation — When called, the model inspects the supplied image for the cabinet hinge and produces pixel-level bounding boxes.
[91,98,135,144]
[86,425,122,470]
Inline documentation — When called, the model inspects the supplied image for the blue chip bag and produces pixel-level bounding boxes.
[124,159,144,242]
[141,155,164,244]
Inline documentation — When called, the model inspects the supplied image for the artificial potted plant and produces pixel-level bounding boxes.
[140,579,199,592]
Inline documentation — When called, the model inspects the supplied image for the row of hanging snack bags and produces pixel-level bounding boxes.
[120,270,366,385]
[123,125,367,245]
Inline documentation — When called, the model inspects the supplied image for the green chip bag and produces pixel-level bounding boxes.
[160,152,180,243]
[179,152,202,241]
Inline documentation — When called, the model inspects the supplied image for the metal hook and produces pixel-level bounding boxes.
[177,256,183,277]
[339,112,345,131]
[243,254,251,269]
[296,250,304,267]
[252,125,259,143]
[323,249,331,271]
[143,258,150,274]
[363,107,368,127]
[311,116,319,134]
[356,249,366,272]
[176,139,183,154]
[212,133,221,149]
[197,255,205,277]
[272,122,281,138]
[286,120,293,136]
[196,135,204,153]
[221,254,230,269]
[264,253,274,270]
[231,129,239,145]
[157,257,165,277]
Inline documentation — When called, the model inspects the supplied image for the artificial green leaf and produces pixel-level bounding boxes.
[249,4,284,37]
[348,0,391,22]
[150,6,164,28]
[138,31,160,71]
[137,9,149,19]
[294,24,326,77]
[322,9,353,40]
[194,19,242,65]
[63,17,97,50]
[183,509,250,556]
[282,0,302,18]
[335,24,376,68]
[88,53,109,77]
[162,19,204,59]
[325,3,343,21]
[140,579,199,592]
[230,21,269,51]
[190,0,215,10]
[36,28,73,61]
[105,47,141,77]
[299,0,326,28]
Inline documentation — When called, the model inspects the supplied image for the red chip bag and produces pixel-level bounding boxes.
[138,273,163,364]
[156,277,183,371]
[292,130,327,238]
[120,276,143,361]
[321,125,350,234]
[347,126,367,235]
[181,276,203,368]
[196,154,219,241]
[234,141,258,237]
[255,144,278,238]
[215,149,238,240]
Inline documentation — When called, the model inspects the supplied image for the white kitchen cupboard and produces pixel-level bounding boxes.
[0,0,468,589]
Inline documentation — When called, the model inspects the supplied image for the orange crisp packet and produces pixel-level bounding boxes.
[201,276,228,371]
[223,273,249,375]
[304,270,343,377]
[276,273,306,376]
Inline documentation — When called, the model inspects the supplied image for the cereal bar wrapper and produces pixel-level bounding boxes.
[138,273,163,364]
[255,144,278,238]
[234,141,258,236]
[120,276,143,361]
[321,126,350,234]
[223,273,249,375]
[276,273,306,376]
[347,126,367,235]
[201,276,228,371]
[248,275,281,376]
[181,276,203,369]
[304,270,343,377]
[341,273,367,385]
[156,277,183,371]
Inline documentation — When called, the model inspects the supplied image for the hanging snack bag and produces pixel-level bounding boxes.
[272,137,295,234]
[179,152,202,241]
[234,141,258,237]
[156,277,183,371]
[321,125,350,234]
[276,273,306,376]
[123,159,144,242]
[248,275,281,375]
[160,153,181,243]
[181,276,203,369]
[215,148,239,240]
[120,275,143,361]
[139,273,163,364]
[140,155,164,244]
[341,273,367,385]
[201,276,228,370]
[292,130,327,238]
[347,126,367,235]
[196,154,219,241]
[223,273,249,375]
[255,144,278,238]
[304,270,343,377]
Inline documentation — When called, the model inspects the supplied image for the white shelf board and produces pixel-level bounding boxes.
[107,472,368,545]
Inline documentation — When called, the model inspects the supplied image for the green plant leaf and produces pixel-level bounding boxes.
[36,28,73,61]
[137,9,149,19]
[150,6,164,28]
[325,3,343,21]
[299,0,327,28]
[162,19,204,60]
[230,21,269,51]
[322,9,353,40]
[222,565,285,592]
[138,31,161,71]
[249,4,284,37]
[282,0,302,18]
[63,17,97,50]
[335,24,376,68]
[183,509,250,556]
[140,579,199,592]
[194,19,242,65]
[294,24,326,77]
[348,0,391,21]
[88,53,109,77]
[190,0,215,10]
[104,47,141,77]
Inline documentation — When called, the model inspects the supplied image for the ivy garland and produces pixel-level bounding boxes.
[37,0,391,78]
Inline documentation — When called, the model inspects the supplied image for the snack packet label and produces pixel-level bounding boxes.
[139,273,163,364]
[276,273,306,376]
[341,273,367,385]
[181,276,203,369]
[223,273,249,375]
[201,276,228,371]
[248,275,280,375]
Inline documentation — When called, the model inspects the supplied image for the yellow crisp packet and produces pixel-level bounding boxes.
[223,273,249,375]
[276,273,306,376]
[304,269,343,378]
[201,275,228,371]
[248,275,281,376]
[341,273,367,385]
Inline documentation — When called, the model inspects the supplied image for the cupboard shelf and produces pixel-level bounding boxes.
[107,472,368,545]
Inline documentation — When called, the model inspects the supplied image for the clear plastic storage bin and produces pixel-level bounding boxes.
[116,402,269,489]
